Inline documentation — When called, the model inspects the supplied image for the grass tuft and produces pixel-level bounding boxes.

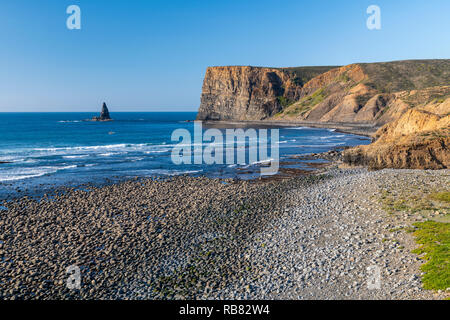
[430,192,450,203]
[412,221,450,290]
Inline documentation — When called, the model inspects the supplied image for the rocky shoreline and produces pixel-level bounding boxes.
[0,159,448,300]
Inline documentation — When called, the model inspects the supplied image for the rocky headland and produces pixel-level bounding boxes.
[197,59,450,169]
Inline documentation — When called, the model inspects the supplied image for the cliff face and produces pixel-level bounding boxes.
[197,60,450,125]
[344,99,450,170]
[196,66,302,121]
[196,60,450,170]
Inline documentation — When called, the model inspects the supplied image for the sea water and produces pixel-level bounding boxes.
[0,112,370,198]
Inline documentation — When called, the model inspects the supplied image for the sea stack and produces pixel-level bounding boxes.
[92,102,112,121]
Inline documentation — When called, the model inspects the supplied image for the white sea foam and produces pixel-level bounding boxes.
[170,170,203,176]
[63,155,89,159]
[35,144,130,152]
[30,143,173,158]
[318,135,346,140]
[297,143,345,148]
[126,169,203,177]
[241,158,275,169]
[0,165,77,182]
[0,156,23,162]
[285,126,309,130]
[144,149,171,154]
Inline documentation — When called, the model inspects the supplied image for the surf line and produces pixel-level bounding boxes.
[170,122,279,176]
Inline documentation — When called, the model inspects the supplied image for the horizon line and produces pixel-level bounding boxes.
[0,110,199,113]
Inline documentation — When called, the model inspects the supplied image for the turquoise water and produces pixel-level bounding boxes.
[0,112,370,198]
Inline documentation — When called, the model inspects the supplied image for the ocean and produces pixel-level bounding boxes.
[0,112,370,199]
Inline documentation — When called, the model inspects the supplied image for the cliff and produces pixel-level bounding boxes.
[197,59,450,126]
[343,98,450,169]
[196,59,450,170]
[196,66,335,121]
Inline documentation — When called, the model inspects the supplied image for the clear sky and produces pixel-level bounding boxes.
[0,0,449,112]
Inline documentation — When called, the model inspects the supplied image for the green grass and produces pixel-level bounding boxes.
[277,96,292,108]
[308,88,326,106]
[430,192,450,203]
[412,221,450,290]
[380,188,448,215]
[276,88,327,117]
[380,185,450,291]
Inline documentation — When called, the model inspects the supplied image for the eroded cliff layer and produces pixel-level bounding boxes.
[343,98,450,170]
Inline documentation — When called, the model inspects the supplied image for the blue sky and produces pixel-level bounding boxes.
[0,0,449,112]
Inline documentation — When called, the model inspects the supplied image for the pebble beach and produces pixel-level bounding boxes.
[0,159,448,300]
